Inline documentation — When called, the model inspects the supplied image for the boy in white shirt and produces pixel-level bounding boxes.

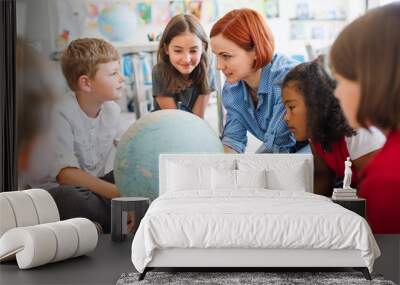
[47,38,126,233]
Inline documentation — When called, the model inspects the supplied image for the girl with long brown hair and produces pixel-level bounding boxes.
[152,14,215,118]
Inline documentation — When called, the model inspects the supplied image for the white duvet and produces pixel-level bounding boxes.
[131,190,380,273]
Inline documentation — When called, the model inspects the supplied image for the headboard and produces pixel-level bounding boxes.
[159,153,314,195]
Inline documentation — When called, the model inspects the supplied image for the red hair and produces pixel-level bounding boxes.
[210,8,275,69]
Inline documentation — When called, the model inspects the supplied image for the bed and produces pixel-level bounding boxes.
[131,154,380,280]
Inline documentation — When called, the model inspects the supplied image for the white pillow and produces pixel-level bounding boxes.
[211,169,268,191]
[211,168,236,190]
[236,169,267,189]
[266,164,307,191]
[238,157,309,191]
[166,159,236,192]
[167,163,210,191]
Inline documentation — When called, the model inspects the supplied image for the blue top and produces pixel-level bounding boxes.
[221,53,298,153]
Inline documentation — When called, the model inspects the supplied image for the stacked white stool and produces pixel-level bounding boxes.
[0,189,98,269]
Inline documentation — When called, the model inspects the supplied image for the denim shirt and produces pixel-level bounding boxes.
[221,53,298,153]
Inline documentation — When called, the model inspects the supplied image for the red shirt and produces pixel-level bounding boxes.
[313,138,359,185]
[359,130,400,234]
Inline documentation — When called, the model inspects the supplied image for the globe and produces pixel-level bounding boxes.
[114,110,224,199]
[97,5,136,42]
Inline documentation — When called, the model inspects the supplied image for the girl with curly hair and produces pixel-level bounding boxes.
[282,61,385,196]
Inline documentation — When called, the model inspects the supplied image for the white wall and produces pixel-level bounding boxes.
[16,0,55,56]
[17,0,367,60]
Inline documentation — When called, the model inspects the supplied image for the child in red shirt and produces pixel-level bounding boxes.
[330,3,400,234]
[282,61,385,196]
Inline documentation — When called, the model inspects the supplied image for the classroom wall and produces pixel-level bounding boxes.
[16,0,55,56]
[17,0,367,60]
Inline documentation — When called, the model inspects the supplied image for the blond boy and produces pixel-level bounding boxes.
[47,38,125,233]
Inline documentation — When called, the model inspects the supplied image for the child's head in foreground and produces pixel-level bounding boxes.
[330,3,400,131]
[16,38,55,170]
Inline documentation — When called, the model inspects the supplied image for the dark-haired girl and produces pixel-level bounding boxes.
[282,61,385,196]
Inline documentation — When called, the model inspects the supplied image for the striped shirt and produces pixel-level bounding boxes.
[222,53,298,153]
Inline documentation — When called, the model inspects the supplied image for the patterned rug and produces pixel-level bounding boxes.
[117,271,396,285]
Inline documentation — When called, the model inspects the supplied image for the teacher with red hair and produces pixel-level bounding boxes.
[210,8,299,154]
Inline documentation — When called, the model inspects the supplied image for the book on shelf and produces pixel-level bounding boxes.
[333,193,357,197]
[332,188,358,199]
[333,188,357,193]
[332,195,359,200]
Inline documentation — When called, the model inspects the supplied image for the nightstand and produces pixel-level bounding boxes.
[331,197,366,218]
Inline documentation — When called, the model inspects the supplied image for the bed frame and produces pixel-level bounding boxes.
[139,248,371,280]
[138,154,372,281]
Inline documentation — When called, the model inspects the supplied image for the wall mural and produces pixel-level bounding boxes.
[55,0,288,48]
